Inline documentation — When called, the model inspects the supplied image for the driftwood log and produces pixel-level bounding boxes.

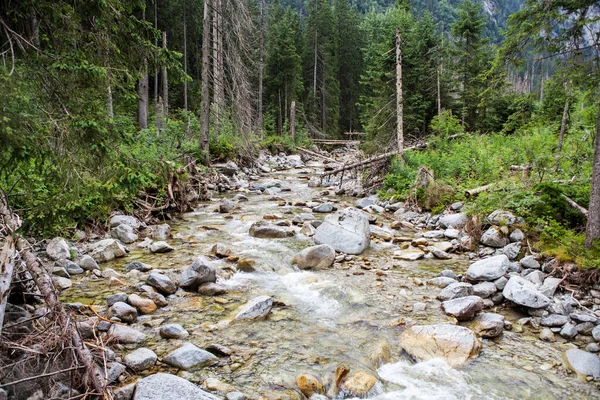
[465,184,493,198]
[0,194,109,397]
[297,147,339,164]
[561,194,589,218]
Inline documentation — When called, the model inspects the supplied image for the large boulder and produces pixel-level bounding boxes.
[314,208,370,255]
[46,238,71,261]
[109,325,147,344]
[339,371,378,398]
[441,296,484,321]
[79,255,99,271]
[469,313,505,338]
[291,244,336,270]
[480,227,509,248]
[399,324,482,367]
[110,215,140,229]
[438,213,468,229]
[134,373,218,400]
[149,241,174,253]
[502,275,551,309]
[111,224,138,244]
[88,239,127,263]
[249,221,294,238]
[179,257,217,291]
[466,255,509,281]
[147,272,177,295]
[295,373,325,398]
[235,296,273,320]
[487,210,521,227]
[152,224,171,240]
[163,343,217,370]
[219,198,236,213]
[563,349,600,378]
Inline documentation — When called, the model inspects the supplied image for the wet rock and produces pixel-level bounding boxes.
[110,215,140,229]
[438,213,468,229]
[128,294,157,314]
[437,282,473,301]
[563,349,600,378]
[198,282,228,296]
[560,322,578,339]
[210,243,231,258]
[502,242,522,260]
[111,224,138,244]
[541,314,569,327]
[314,208,370,255]
[206,343,233,356]
[480,227,509,248]
[295,373,325,398]
[88,239,128,263]
[509,229,525,243]
[571,312,598,324]
[163,343,217,370]
[107,293,128,306]
[577,322,595,335]
[300,222,316,236]
[233,194,248,202]
[592,325,600,341]
[292,213,315,224]
[113,383,136,400]
[219,198,236,213]
[79,255,99,271]
[355,198,375,209]
[393,249,425,261]
[236,258,256,272]
[472,282,497,298]
[53,266,70,278]
[235,296,273,320]
[160,323,189,339]
[466,255,509,281]
[147,272,177,295]
[441,296,484,321]
[488,210,520,227]
[109,302,138,323]
[134,373,218,400]
[470,313,505,338]
[179,257,217,291]
[152,224,171,240]
[47,237,71,261]
[520,255,540,269]
[503,275,550,309]
[291,244,335,270]
[65,262,84,275]
[149,241,174,253]
[539,328,556,342]
[126,261,153,272]
[423,230,445,239]
[52,276,72,291]
[428,277,457,288]
[249,221,294,238]
[124,348,157,371]
[399,324,482,367]
[313,203,334,213]
[339,371,377,398]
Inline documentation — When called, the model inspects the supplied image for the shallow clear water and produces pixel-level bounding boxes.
[65,167,600,399]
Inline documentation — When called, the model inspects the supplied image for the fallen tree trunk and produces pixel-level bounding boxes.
[311,139,360,145]
[561,194,588,218]
[0,236,15,336]
[0,195,108,397]
[297,147,339,164]
[465,184,493,198]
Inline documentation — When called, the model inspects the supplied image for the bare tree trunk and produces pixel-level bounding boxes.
[161,31,169,120]
[313,0,318,98]
[585,97,600,248]
[183,0,188,112]
[106,85,114,120]
[154,0,158,105]
[155,97,164,134]
[138,58,149,129]
[437,65,441,116]
[556,96,569,168]
[200,0,212,166]
[278,90,282,136]
[396,27,404,159]
[258,0,264,136]
[290,100,296,144]
[213,0,224,136]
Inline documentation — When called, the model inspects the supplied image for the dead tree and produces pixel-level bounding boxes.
[396,27,404,159]
[161,31,169,119]
[137,57,149,129]
[200,0,212,165]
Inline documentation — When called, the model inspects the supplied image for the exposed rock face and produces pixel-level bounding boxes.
[179,257,217,291]
[235,296,273,320]
[47,238,71,261]
[563,349,600,378]
[314,208,370,255]
[249,221,294,238]
[87,239,127,263]
[111,224,138,244]
[147,271,177,295]
[124,348,157,371]
[466,255,509,281]
[503,275,551,309]
[133,373,219,400]
[163,343,217,370]
[469,313,505,338]
[291,244,336,270]
[441,296,484,321]
[295,373,325,398]
[399,324,482,367]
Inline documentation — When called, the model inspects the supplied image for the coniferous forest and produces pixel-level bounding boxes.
[2,1,600,398]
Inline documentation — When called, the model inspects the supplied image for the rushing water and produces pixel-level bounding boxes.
[65,164,600,399]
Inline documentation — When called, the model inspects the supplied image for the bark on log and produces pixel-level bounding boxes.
[562,194,588,218]
[465,184,493,198]
[0,236,15,336]
[297,147,338,163]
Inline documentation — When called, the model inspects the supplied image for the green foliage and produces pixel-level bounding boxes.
[429,111,464,137]
[538,219,600,270]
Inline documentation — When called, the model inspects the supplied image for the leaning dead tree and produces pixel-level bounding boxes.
[0,194,109,398]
